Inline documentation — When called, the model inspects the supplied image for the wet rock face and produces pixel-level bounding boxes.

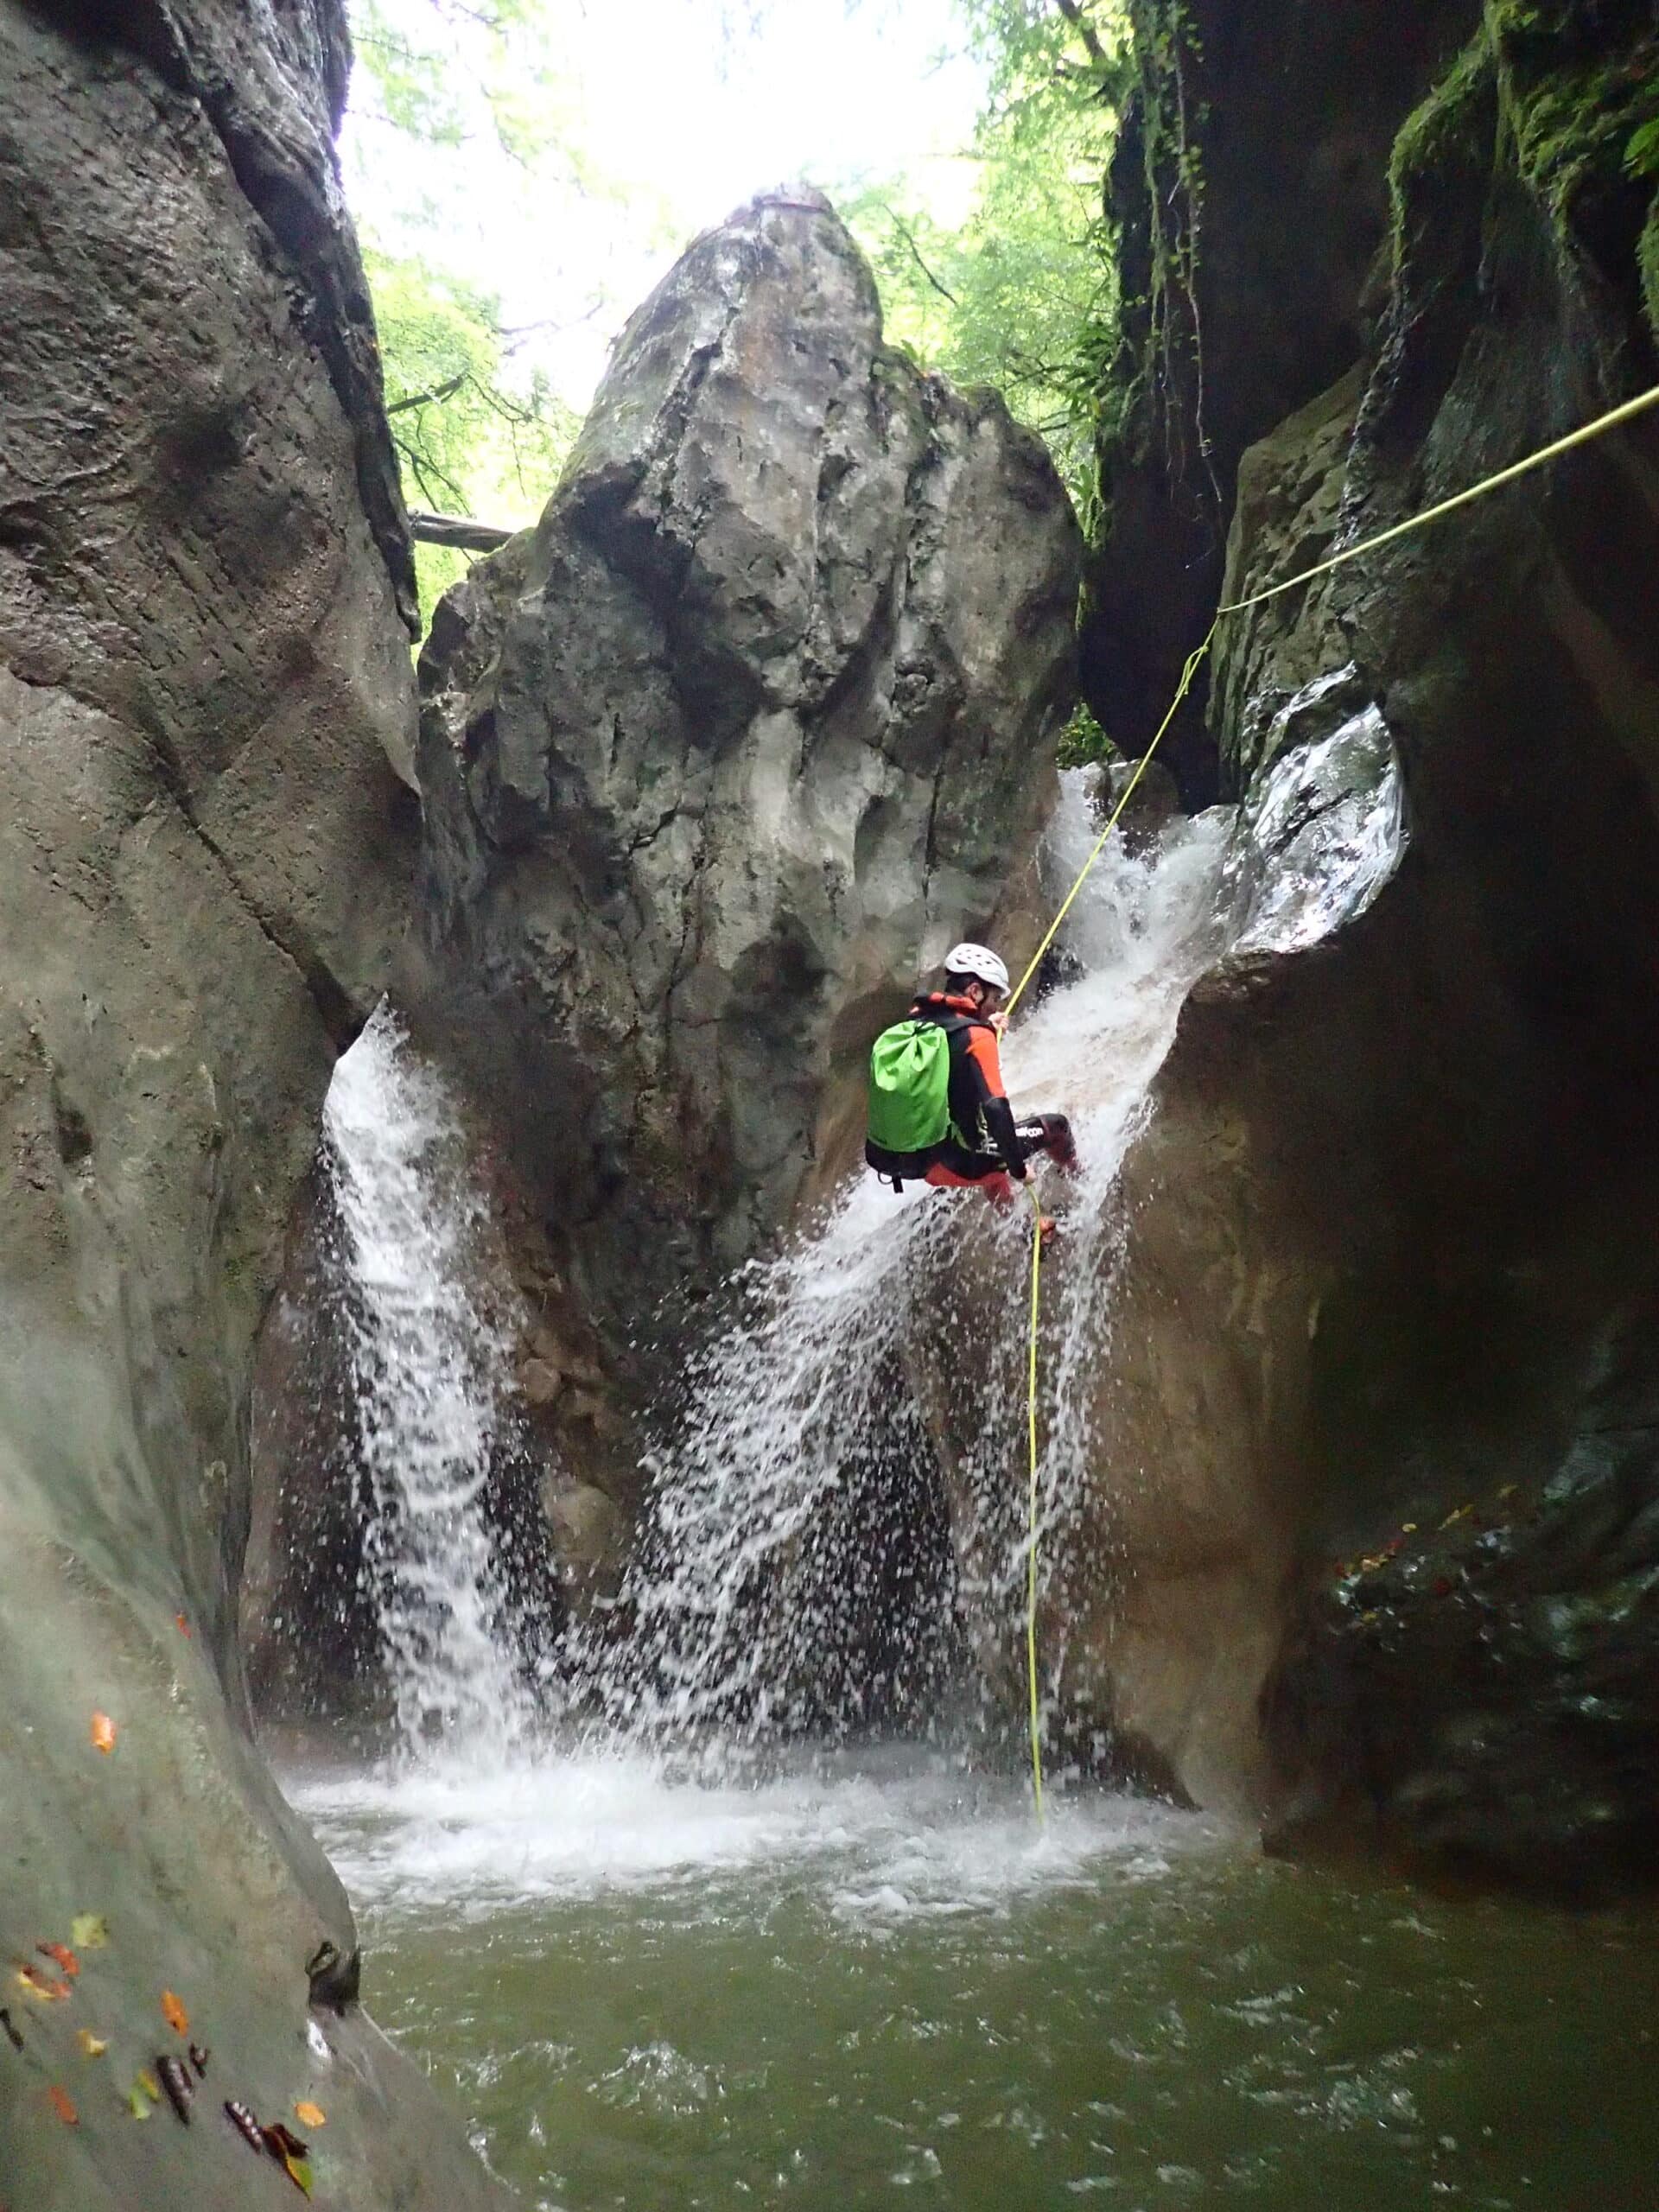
[411,190,1080,1371]
[1051,0,1659,1885]
[1263,1298,1659,1897]
[0,3,499,2202]
[1084,0,1475,798]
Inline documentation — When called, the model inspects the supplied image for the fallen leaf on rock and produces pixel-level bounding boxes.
[38,1943,79,1980]
[16,1966,70,2002]
[91,1713,117,1755]
[48,2086,77,2125]
[70,1916,108,1952]
[293,2101,326,2128]
[1402,1522,1418,1535]
[127,2081,156,2121]
[261,2125,315,2200]
[76,2030,107,2058]
[1439,1504,1473,1530]
[161,1989,188,2036]
[175,1614,192,1638]
[137,2069,160,2101]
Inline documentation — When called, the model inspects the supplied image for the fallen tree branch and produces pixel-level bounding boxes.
[386,372,468,416]
[407,509,517,552]
[887,211,960,308]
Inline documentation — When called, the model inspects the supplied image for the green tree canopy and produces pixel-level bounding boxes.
[844,0,1128,512]
[346,0,598,613]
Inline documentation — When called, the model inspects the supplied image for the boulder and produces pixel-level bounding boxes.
[408,188,1081,1389]
[0,2,501,2201]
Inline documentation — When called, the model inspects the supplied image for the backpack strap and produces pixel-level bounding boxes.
[912,1007,988,1043]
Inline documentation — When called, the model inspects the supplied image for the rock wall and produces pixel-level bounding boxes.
[1084,0,1476,799]
[1061,0,1659,1889]
[0,3,501,2200]
[405,189,1079,1492]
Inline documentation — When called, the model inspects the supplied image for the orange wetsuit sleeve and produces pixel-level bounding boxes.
[963,1022,1005,1097]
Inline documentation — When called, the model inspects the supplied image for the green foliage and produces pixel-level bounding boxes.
[1485,0,1659,223]
[369,252,576,517]
[348,0,591,623]
[842,2,1127,510]
[1626,117,1659,181]
[1640,201,1659,344]
[1055,701,1115,767]
[351,0,585,168]
[368,249,577,612]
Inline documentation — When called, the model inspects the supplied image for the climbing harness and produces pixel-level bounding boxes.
[1013,378,1659,1817]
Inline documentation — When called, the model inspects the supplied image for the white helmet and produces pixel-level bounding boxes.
[944,941,1010,995]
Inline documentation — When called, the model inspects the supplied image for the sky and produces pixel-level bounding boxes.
[343,0,988,421]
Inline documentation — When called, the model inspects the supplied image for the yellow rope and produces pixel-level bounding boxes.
[1007,378,1659,1815]
[1217,379,1659,615]
[1024,1184,1046,1823]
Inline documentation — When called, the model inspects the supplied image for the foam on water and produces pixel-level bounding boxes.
[289,1745,1212,1927]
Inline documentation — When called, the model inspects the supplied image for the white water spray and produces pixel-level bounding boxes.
[323,1004,527,1757]
[588,775,1237,1746]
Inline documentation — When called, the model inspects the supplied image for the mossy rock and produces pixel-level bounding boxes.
[1387,1,1659,344]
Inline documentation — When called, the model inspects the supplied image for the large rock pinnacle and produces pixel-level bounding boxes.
[411,188,1081,1375]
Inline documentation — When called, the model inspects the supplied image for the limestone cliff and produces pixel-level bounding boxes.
[0,3,499,2199]
[1061,0,1659,1891]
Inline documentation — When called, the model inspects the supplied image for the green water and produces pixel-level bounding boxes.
[295,1751,1658,2211]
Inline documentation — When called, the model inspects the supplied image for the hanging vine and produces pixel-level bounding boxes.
[1120,0,1218,507]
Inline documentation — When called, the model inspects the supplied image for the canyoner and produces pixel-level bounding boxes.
[865,941,1080,1227]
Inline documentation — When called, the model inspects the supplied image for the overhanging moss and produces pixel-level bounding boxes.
[1489,0,1659,340]
[1491,0,1657,207]
[1385,0,1659,346]
[1388,29,1497,277]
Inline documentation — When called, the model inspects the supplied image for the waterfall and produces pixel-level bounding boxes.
[582,774,1237,1748]
[323,1004,528,1757]
[318,746,1399,1764]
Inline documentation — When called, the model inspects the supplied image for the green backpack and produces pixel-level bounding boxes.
[867,1017,961,1154]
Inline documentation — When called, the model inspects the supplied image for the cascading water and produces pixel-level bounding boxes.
[322,1003,528,1757]
[583,772,1237,1751]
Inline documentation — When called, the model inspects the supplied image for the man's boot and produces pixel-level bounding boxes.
[1017,1113,1080,1178]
